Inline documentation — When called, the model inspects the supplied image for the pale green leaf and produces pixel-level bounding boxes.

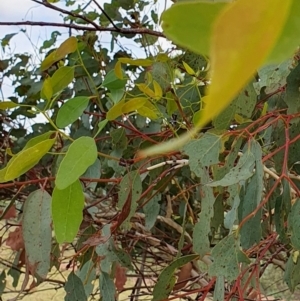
[214,276,225,301]
[50,66,74,95]
[22,189,52,278]
[209,234,250,282]
[152,254,198,301]
[52,180,84,243]
[94,119,108,137]
[56,96,89,128]
[284,252,300,293]
[55,136,97,190]
[183,133,222,170]
[99,272,116,301]
[137,100,159,120]
[41,36,77,71]
[64,271,87,301]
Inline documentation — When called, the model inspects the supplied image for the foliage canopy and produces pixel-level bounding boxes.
[1,0,300,300]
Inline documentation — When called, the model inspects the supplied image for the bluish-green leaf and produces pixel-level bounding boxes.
[102,69,127,90]
[65,271,87,301]
[284,252,300,293]
[77,260,96,297]
[288,199,300,250]
[55,136,97,190]
[56,96,90,128]
[99,272,116,301]
[81,158,101,191]
[22,189,52,278]
[52,180,84,243]
[144,194,160,231]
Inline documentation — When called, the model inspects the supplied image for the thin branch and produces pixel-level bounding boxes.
[0,21,165,38]
[90,0,120,31]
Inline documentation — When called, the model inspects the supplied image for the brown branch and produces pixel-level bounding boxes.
[0,21,165,38]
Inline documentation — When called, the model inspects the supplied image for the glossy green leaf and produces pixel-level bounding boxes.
[152,254,198,301]
[50,66,74,95]
[102,69,127,90]
[99,272,116,301]
[55,136,97,189]
[209,234,250,282]
[64,271,87,301]
[52,180,84,243]
[56,96,89,128]
[22,189,52,278]
[0,101,19,110]
[3,138,55,182]
[41,36,77,71]
[122,97,147,114]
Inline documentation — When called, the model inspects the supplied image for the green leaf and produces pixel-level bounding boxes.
[0,101,19,110]
[284,252,300,293]
[50,66,74,95]
[56,96,89,128]
[207,150,255,187]
[144,194,160,231]
[77,260,96,297]
[41,36,77,71]
[1,32,17,48]
[183,132,222,171]
[152,254,198,301]
[41,77,53,101]
[106,99,125,120]
[23,131,56,151]
[52,180,84,243]
[193,167,215,257]
[22,190,52,278]
[209,234,250,282]
[214,276,225,301]
[288,199,300,250]
[137,100,159,120]
[118,57,153,66]
[102,69,127,90]
[3,137,55,182]
[118,171,142,229]
[99,272,116,301]
[55,136,97,190]
[64,271,87,301]
[161,1,226,55]
[94,119,108,137]
[285,62,300,115]
[81,158,101,191]
[122,97,147,114]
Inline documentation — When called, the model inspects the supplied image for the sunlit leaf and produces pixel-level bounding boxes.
[41,36,77,71]
[118,57,153,66]
[137,100,159,120]
[56,96,89,128]
[41,77,53,101]
[136,83,156,98]
[153,80,162,100]
[52,180,84,243]
[55,136,97,190]
[182,61,195,76]
[106,99,125,120]
[122,97,147,114]
[0,101,19,110]
[50,66,74,95]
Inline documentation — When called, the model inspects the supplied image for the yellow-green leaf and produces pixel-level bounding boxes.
[0,101,19,110]
[202,0,291,129]
[182,61,195,75]
[41,77,53,101]
[4,138,56,181]
[52,180,84,243]
[106,99,125,120]
[137,100,159,120]
[114,61,123,79]
[153,80,163,100]
[136,83,155,98]
[118,58,153,67]
[50,66,74,95]
[122,97,147,114]
[161,1,227,55]
[41,37,77,71]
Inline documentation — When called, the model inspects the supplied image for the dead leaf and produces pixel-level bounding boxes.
[115,264,127,292]
[6,227,24,251]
